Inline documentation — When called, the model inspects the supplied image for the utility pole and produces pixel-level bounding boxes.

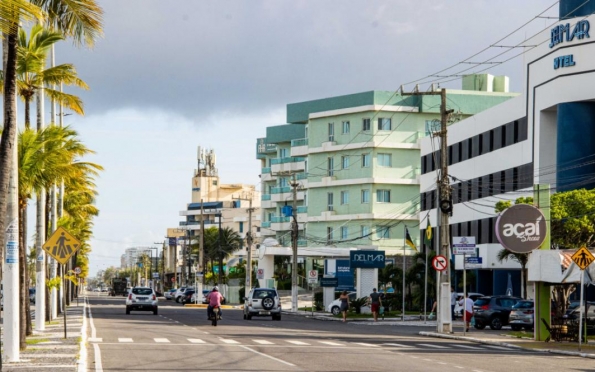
[233,193,255,290]
[182,232,187,286]
[217,213,223,285]
[402,86,453,333]
[290,173,299,313]
[200,200,205,286]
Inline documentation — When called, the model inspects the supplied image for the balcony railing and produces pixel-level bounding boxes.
[296,172,307,180]
[261,167,271,174]
[270,156,306,165]
[297,239,308,246]
[403,167,422,179]
[261,221,271,228]
[262,194,271,201]
[291,138,308,147]
[271,216,291,223]
[270,186,291,194]
[297,206,308,213]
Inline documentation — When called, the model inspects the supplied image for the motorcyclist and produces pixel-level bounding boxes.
[207,286,225,319]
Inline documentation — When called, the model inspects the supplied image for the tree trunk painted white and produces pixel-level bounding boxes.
[49,44,58,319]
[35,88,46,331]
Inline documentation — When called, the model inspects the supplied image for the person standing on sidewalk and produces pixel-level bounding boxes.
[460,293,474,331]
[369,288,382,322]
[450,287,457,320]
[339,291,349,322]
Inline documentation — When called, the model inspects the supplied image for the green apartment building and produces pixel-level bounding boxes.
[257,75,517,257]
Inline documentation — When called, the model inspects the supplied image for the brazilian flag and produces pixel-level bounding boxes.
[424,219,433,249]
[405,227,417,252]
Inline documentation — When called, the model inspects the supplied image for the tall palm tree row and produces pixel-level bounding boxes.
[200,227,243,284]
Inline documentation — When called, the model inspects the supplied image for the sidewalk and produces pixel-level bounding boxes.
[3,299,85,371]
[418,329,595,360]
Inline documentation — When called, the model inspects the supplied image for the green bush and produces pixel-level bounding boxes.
[350,297,369,314]
[314,292,323,311]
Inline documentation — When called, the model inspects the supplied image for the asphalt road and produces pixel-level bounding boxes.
[84,293,593,372]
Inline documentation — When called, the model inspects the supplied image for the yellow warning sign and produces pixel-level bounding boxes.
[571,246,595,270]
[42,227,81,265]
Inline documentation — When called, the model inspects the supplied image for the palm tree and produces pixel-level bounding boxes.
[497,249,528,299]
[203,227,242,284]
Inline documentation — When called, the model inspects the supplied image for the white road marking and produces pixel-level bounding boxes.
[220,339,240,344]
[88,338,103,343]
[417,343,450,349]
[286,340,309,345]
[188,339,207,344]
[453,344,483,350]
[484,345,511,351]
[253,340,275,345]
[240,346,296,367]
[318,341,344,346]
[93,344,103,372]
[78,297,88,372]
[383,343,413,348]
[118,338,133,343]
[154,338,170,343]
[353,342,379,347]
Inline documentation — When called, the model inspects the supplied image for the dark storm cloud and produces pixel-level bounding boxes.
[55,0,554,120]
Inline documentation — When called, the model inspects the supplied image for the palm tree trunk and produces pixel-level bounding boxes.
[19,203,27,349]
[23,204,32,336]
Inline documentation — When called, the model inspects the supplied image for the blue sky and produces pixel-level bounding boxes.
[31,0,558,276]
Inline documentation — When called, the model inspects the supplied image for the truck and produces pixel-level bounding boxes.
[110,278,128,297]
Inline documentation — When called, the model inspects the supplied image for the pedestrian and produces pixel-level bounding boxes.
[450,286,457,320]
[460,293,474,332]
[369,288,382,322]
[339,291,349,322]
[429,300,437,320]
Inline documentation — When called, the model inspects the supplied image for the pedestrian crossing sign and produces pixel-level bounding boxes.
[42,227,81,264]
[571,246,595,270]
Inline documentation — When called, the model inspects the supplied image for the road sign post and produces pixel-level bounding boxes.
[571,247,595,352]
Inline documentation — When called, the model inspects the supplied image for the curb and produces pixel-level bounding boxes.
[418,331,595,359]
[77,297,87,372]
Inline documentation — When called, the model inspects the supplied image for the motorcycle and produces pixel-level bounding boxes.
[208,306,222,326]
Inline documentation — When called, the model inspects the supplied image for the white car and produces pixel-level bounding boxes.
[243,288,282,320]
[174,287,189,303]
[126,287,158,315]
[453,292,484,318]
[327,292,357,315]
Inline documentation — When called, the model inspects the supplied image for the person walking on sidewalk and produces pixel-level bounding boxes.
[339,291,349,322]
[460,293,474,331]
[369,288,382,322]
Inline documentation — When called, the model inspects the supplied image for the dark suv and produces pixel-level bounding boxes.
[473,295,521,330]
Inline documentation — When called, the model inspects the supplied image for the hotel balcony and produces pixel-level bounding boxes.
[297,206,308,223]
[270,156,306,174]
[290,138,308,157]
[270,215,291,231]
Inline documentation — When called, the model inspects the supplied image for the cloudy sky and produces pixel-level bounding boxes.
[41,0,558,276]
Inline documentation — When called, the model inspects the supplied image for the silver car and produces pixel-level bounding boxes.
[509,300,534,331]
[126,287,158,315]
[243,288,281,321]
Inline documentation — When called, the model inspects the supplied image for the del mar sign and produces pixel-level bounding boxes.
[349,250,385,269]
[550,20,590,48]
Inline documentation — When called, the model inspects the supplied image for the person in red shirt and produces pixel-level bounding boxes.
[207,286,225,319]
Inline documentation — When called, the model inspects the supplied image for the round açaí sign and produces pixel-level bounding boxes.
[495,204,547,253]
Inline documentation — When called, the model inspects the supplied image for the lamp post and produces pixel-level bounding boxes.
[148,247,159,289]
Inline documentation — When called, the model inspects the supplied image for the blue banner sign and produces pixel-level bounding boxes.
[336,260,355,291]
[320,277,339,287]
[550,20,590,48]
[168,237,177,246]
[349,250,386,269]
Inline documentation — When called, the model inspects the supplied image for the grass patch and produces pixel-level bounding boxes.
[298,307,318,312]
[504,331,534,338]
[26,338,50,345]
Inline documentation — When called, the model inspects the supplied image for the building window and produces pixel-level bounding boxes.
[377,153,392,167]
[377,189,391,203]
[376,226,389,239]
[279,177,288,187]
[268,212,273,221]
[341,226,348,240]
[362,153,370,167]
[327,227,334,242]
[341,156,350,169]
[361,225,370,237]
[361,189,370,203]
[363,118,371,131]
[239,222,244,233]
[327,157,334,177]
[378,118,391,131]
[279,148,288,158]
[341,191,349,205]
[327,192,334,211]
[328,122,335,142]
[342,121,350,134]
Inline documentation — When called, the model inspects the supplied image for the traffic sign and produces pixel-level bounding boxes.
[42,227,81,265]
[308,269,318,284]
[571,247,595,270]
[257,268,264,280]
[452,236,476,255]
[74,267,81,275]
[432,255,448,272]
[464,256,483,269]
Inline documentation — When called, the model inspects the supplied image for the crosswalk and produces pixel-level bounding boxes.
[88,337,517,352]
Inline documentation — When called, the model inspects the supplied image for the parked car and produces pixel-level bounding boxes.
[164,289,177,300]
[181,290,195,304]
[327,292,357,315]
[473,295,522,330]
[243,288,282,320]
[126,287,158,315]
[509,300,534,331]
[453,292,484,318]
[174,287,188,303]
[564,301,595,320]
